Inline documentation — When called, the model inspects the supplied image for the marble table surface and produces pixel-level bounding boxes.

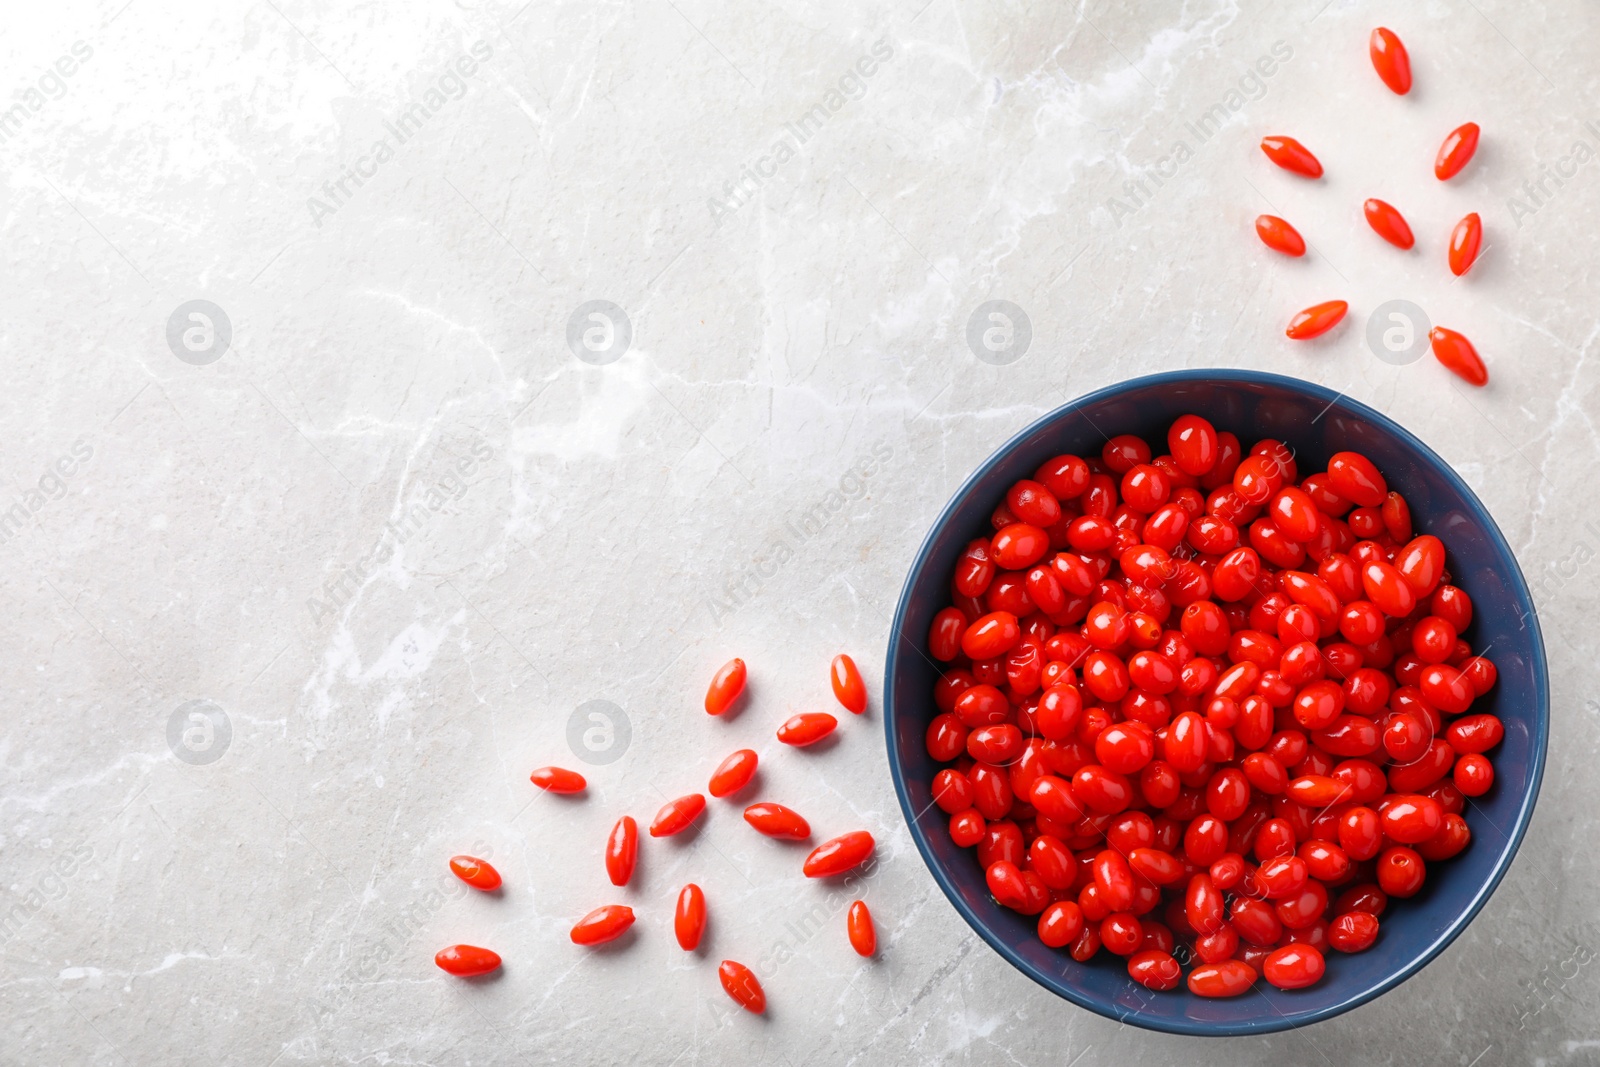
[3,0,1597,1063]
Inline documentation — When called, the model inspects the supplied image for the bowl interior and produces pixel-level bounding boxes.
[885,370,1548,1035]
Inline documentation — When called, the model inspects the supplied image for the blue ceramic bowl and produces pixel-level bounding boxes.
[884,369,1548,1035]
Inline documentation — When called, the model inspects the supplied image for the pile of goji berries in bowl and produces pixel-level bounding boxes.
[883,369,1548,1035]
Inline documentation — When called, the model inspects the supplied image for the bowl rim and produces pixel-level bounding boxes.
[883,367,1550,1035]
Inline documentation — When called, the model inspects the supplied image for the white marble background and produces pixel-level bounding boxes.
[2,0,1597,1063]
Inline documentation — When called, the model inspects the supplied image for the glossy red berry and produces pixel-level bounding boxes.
[1419,814,1472,860]
[1261,136,1323,178]
[992,523,1050,569]
[1286,300,1348,340]
[926,714,965,762]
[1377,846,1427,897]
[1096,721,1156,774]
[1455,753,1495,796]
[1436,122,1480,181]
[1369,28,1411,95]
[967,724,1023,764]
[1270,488,1321,542]
[1382,491,1413,542]
[1287,774,1353,807]
[435,944,501,976]
[1231,897,1283,946]
[718,960,766,1013]
[1008,479,1062,526]
[963,611,1021,659]
[651,793,707,837]
[1168,415,1219,476]
[529,766,586,793]
[777,712,838,746]
[1188,959,1257,997]
[705,658,747,715]
[1446,714,1503,756]
[831,654,868,713]
[929,608,966,661]
[804,831,876,877]
[949,809,985,847]
[848,900,877,957]
[932,768,976,814]
[675,884,707,950]
[743,802,811,840]
[1038,901,1085,947]
[570,904,635,946]
[1432,585,1474,631]
[1380,794,1444,844]
[1430,327,1488,386]
[1100,912,1144,956]
[449,855,502,891]
[1264,943,1326,989]
[1329,910,1380,952]
[1327,453,1387,509]
[956,539,996,598]
[1037,454,1090,499]
[1255,215,1306,257]
[1364,199,1415,250]
[1103,435,1152,474]
[605,816,638,886]
[709,749,759,797]
[1449,213,1482,277]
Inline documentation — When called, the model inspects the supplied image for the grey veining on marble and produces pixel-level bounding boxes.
[2,0,1598,1064]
